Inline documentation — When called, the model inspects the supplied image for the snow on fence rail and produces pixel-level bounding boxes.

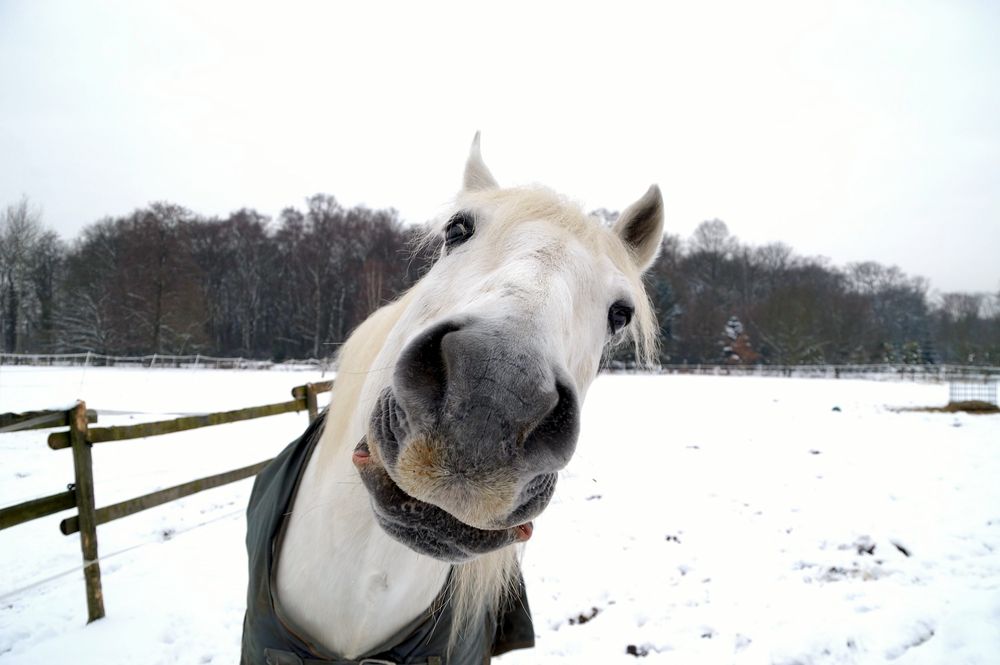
[0,352,327,371]
[0,380,333,623]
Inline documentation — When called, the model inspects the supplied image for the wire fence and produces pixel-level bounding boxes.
[632,362,1000,383]
[0,380,332,623]
[5,353,1000,385]
[0,352,328,371]
[948,381,999,405]
[0,506,246,605]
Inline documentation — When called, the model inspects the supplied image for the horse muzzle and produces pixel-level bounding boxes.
[353,437,533,562]
[357,318,580,559]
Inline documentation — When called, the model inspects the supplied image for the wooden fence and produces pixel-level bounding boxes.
[0,379,333,623]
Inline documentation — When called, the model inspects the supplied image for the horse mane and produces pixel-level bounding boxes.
[323,303,516,649]
[447,545,522,651]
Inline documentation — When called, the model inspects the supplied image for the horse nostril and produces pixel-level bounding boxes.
[522,379,579,471]
[393,321,463,423]
[394,319,580,474]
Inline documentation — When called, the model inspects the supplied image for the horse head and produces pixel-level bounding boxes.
[352,134,663,562]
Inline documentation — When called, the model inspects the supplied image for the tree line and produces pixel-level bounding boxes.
[2,196,998,365]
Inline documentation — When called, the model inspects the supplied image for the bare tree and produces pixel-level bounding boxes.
[0,196,43,352]
[2,189,989,367]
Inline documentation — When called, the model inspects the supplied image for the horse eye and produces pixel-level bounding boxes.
[444,212,475,249]
[608,301,634,334]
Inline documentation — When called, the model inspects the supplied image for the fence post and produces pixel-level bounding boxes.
[69,401,105,622]
[305,383,319,422]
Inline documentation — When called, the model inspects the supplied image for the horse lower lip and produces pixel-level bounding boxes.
[352,440,371,465]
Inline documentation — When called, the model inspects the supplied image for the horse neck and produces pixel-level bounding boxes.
[273,293,451,659]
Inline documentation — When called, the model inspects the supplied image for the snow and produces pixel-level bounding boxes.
[2,368,999,664]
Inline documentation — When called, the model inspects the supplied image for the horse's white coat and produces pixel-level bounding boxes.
[274,139,663,658]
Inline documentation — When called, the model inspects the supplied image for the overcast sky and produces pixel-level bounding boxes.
[1,0,997,293]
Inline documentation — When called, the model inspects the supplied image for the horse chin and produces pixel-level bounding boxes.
[366,387,558,523]
[352,438,533,562]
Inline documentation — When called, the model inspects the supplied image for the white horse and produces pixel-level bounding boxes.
[242,136,664,664]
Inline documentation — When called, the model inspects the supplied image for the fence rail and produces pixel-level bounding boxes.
[0,380,333,623]
[0,408,97,433]
[59,460,272,536]
[47,400,306,449]
[0,489,77,530]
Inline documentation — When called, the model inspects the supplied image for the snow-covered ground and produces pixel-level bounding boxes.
[1,367,998,664]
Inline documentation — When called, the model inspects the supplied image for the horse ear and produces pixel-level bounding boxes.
[614,185,664,271]
[463,131,499,191]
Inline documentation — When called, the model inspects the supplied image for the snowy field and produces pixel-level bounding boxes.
[1,367,998,664]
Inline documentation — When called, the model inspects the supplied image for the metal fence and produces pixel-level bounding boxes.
[948,381,999,405]
[653,363,1000,383]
